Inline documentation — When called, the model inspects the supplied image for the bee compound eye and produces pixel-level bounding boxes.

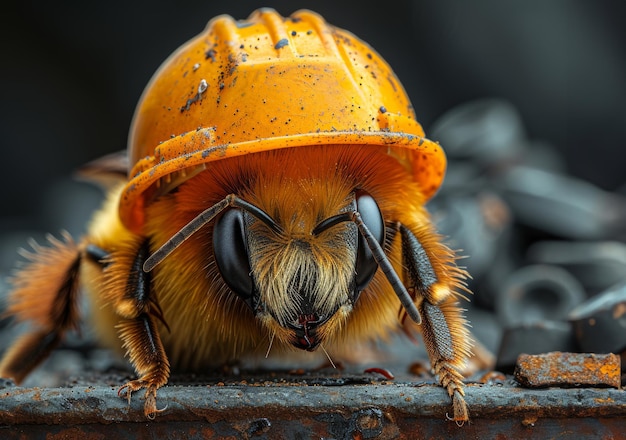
[212,208,254,305]
[355,191,385,291]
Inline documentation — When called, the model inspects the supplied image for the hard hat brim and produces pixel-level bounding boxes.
[120,129,446,233]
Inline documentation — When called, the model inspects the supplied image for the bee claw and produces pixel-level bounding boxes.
[118,380,141,404]
[444,389,469,426]
[144,387,167,418]
[118,381,167,418]
[445,412,467,427]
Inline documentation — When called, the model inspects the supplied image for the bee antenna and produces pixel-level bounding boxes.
[143,194,281,272]
[350,212,422,325]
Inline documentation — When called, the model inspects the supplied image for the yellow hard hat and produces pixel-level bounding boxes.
[120,8,446,233]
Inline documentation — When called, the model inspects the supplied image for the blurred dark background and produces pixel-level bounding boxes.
[1,0,625,235]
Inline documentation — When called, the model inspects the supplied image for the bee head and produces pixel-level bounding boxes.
[212,190,384,351]
[142,151,422,352]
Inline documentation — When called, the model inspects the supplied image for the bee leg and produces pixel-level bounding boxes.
[116,313,169,418]
[104,239,170,418]
[0,233,82,383]
[398,224,471,425]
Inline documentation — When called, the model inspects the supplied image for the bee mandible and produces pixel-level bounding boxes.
[0,8,472,424]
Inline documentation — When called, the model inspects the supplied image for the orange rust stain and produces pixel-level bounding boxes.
[582,354,620,385]
[521,414,539,427]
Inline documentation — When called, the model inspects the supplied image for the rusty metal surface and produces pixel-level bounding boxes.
[1,372,626,439]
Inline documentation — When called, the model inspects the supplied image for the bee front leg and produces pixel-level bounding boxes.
[100,239,170,418]
[116,313,170,418]
[398,224,472,425]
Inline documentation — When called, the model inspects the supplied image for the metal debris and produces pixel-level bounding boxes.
[569,283,626,354]
[496,321,576,371]
[495,264,585,326]
[430,98,626,370]
[514,352,621,389]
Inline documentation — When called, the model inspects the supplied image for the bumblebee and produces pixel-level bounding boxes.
[0,9,472,423]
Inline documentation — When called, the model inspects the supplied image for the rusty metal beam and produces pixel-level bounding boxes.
[1,377,626,439]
